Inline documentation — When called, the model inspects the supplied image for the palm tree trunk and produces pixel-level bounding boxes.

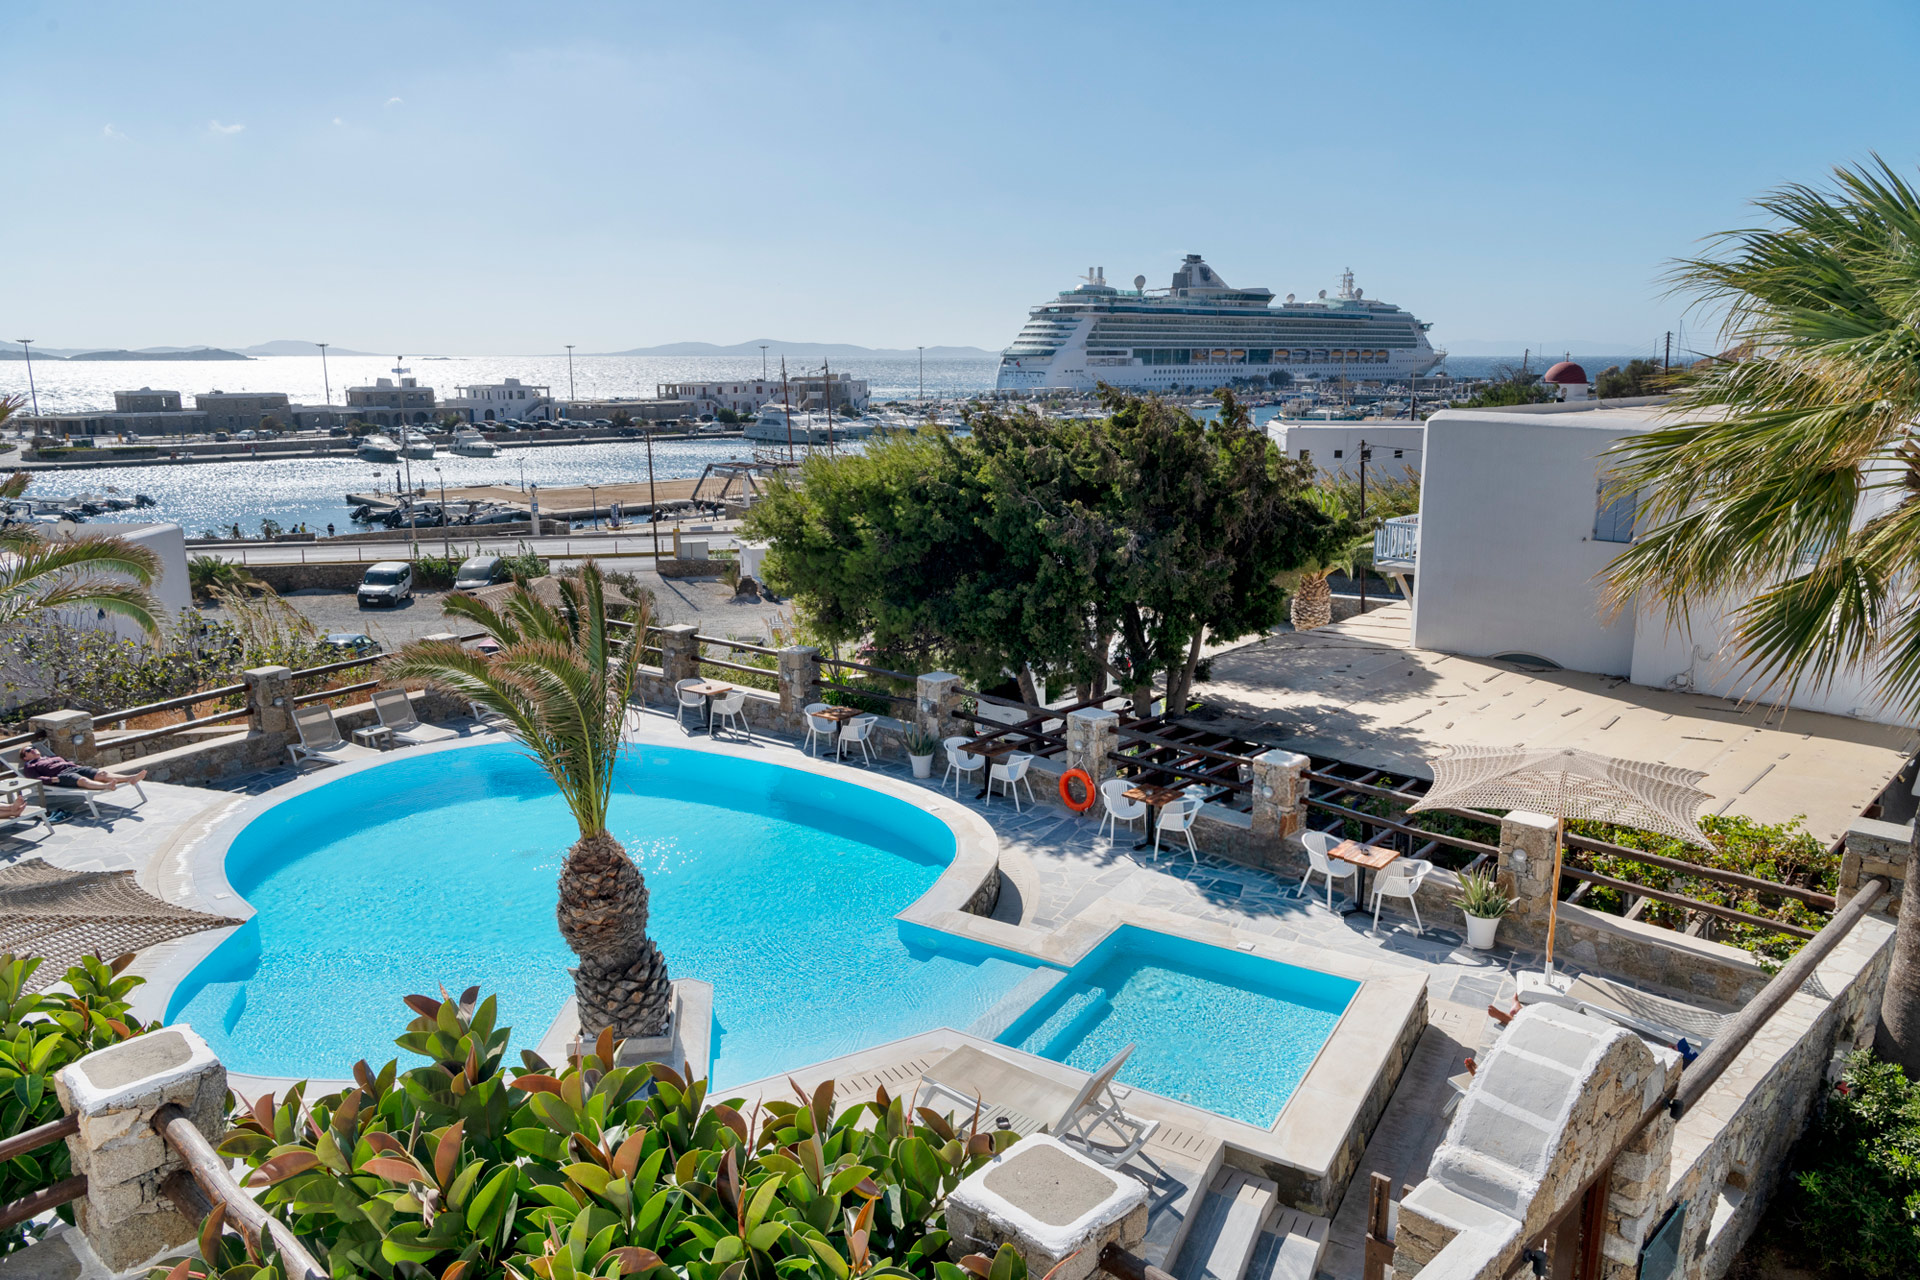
[1291,573,1333,631]
[1873,818,1920,1074]
[557,829,673,1039]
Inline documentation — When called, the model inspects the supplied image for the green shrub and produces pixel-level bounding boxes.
[1769,1051,1920,1278]
[414,553,463,590]
[499,542,549,582]
[152,988,1021,1280]
[2,953,149,1254]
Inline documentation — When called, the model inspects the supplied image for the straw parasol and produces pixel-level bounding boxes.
[1408,744,1714,974]
[0,859,241,991]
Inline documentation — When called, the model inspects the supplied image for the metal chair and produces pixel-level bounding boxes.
[1295,829,1358,911]
[1098,778,1146,846]
[838,714,878,765]
[943,736,983,795]
[803,703,838,756]
[988,752,1036,811]
[1370,858,1434,934]
[674,679,707,730]
[711,690,750,740]
[1153,794,1204,862]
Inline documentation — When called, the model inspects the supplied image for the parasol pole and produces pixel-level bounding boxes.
[1544,815,1564,979]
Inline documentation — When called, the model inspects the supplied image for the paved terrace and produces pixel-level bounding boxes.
[1197,602,1917,844]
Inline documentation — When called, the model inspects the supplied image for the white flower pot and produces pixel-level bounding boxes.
[909,753,934,779]
[1464,912,1502,950]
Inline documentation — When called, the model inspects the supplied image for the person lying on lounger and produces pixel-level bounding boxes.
[0,796,26,819]
[18,746,148,791]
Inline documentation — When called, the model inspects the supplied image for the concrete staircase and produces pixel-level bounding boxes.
[1171,1168,1330,1280]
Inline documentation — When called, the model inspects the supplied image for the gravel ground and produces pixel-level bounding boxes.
[252,566,791,650]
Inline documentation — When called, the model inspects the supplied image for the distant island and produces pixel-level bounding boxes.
[602,339,995,359]
[64,347,251,362]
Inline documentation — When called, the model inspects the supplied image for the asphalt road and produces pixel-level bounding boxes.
[202,527,743,565]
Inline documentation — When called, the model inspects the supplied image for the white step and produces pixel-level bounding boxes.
[1249,1207,1331,1280]
[1140,1138,1226,1271]
[1173,1168,1279,1280]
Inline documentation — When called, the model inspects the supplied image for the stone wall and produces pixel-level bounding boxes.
[1839,815,1911,915]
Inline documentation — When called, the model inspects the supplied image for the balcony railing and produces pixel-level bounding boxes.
[1373,513,1418,567]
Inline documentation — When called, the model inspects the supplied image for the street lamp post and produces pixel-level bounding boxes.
[565,345,575,416]
[760,344,768,379]
[1357,440,1371,613]
[400,453,418,563]
[316,342,331,406]
[15,340,37,419]
[586,483,599,531]
[435,465,450,560]
[644,423,660,561]
[918,345,924,401]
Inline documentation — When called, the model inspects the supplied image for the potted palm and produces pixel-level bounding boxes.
[1456,871,1510,950]
[391,564,673,1040]
[905,727,938,779]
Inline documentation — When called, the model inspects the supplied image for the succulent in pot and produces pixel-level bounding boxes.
[905,727,938,779]
[1456,871,1510,950]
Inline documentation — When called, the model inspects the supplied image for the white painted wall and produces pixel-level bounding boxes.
[45,522,193,641]
[1270,422,1425,481]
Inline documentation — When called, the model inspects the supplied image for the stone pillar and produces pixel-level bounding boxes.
[780,646,823,730]
[243,665,295,735]
[657,624,700,685]
[1839,816,1910,917]
[916,670,962,743]
[1597,1112,1675,1278]
[943,1136,1148,1280]
[1251,749,1310,850]
[1499,811,1561,942]
[29,709,97,764]
[1064,707,1118,786]
[54,1025,228,1273]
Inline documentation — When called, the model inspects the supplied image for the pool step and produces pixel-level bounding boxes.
[1171,1167,1278,1280]
[1139,1138,1225,1271]
[1244,1206,1331,1280]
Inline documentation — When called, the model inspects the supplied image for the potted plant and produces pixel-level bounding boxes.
[905,727,938,779]
[1457,871,1510,950]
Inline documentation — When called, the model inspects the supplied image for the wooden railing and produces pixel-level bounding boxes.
[0,1114,83,1232]
[151,1102,327,1279]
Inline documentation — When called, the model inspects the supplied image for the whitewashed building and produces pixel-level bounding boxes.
[1401,398,1916,727]
[1271,422,1424,481]
[441,378,554,423]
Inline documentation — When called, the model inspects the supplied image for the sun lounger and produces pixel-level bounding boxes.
[919,1042,1161,1170]
[0,748,145,821]
[1516,970,1730,1052]
[286,704,381,769]
[371,688,463,746]
[0,800,52,842]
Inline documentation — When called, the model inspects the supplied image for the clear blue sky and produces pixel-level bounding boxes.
[6,0,1919,356]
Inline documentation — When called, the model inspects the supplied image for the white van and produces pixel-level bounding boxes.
[357,561,414,608]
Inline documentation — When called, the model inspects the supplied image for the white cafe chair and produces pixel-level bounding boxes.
[1154,795,1204,862]
[838,714,879,765]
[988,752,1036,811]
[1371,858,1434,935]
[803,703,838,756]
[675,678,707,730]
[711,690,749,740]
[1295,829,1358,912]
[1098,778,1146,846]
[943,737,983,795]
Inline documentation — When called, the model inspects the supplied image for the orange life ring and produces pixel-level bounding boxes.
[1060,768,1096,813]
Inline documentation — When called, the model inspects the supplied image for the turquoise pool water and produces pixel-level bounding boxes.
[168,743,1040,1085]
[999,927,1358,1125]
[168,744,1357,1115]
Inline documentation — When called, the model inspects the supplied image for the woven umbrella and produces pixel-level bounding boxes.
[1407,744,1713,974]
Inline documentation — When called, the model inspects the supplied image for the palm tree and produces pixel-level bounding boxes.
[0,472,162,634]
[1602,157,1920,1071]
[1282,488,1367,632]
[387,564,671,1039]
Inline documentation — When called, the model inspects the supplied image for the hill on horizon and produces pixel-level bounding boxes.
[601,339,994,360]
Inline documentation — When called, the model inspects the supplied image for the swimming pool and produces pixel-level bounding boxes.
[999,927,1358,1126]
[167,743,1360,1116]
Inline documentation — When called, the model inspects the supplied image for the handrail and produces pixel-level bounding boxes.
[0,1175,87,1232]
[695,634,780,657]
[0,730,42,750]
[1555,865,1817,939]
[821,655,915,681]
[818,679,914,705]
[0,1112,77,1163]
[1671,877,1886,1116]
[104,706,250,750]
[153,1103,327,1280]
[292,652,382,681]
[1303,795,1502,858]
[95,682,249,728]
[698,656,776,679]
[291,679,379,706]
[1562,832,1836,909]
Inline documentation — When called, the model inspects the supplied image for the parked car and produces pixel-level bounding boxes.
[212,431,230,443]
[323,632,385,657]
[357,561,414,608]
[327,426,348,437]
[453,554,507,591]
[235,430,257,441]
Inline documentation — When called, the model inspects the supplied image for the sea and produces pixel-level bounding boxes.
[3,352,1642,536]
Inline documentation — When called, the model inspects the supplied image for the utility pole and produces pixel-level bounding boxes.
[780,357,795,463]
[435,465,450,560]
[644,420,660,560]
[760,344,768,379]
[317,342,331,406]
[1357,439,1370,613]
[1664,331,1672,372]
[918,345,925,401]
[564,345,576,416]
[823,358,836,455]
[14,340,37,417]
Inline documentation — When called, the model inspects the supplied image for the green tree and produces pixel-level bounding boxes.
[1601,157,1920,1072]
[1278,487,1368,632]
[388,565,672,1039]
[1593,357,1671,399]
[1451,375,1555,408]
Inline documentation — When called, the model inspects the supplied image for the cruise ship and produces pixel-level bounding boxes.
[995,256,1439,393]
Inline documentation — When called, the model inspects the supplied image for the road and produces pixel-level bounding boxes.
[199,527,744,565]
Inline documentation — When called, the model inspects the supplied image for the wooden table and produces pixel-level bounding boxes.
[685,680,733,731]
[352,725,394,750]
[1327,839,1402,915]
[1123,783,1186,851]
[962,738,1019,800]
[812,705,862,758]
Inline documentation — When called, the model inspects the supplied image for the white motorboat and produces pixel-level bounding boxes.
[450,429,500,458]
[357,433,401,462]
[400,430,438,459]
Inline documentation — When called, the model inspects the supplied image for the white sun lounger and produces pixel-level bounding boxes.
[0,747,146,821]
[919,1042,1161,1170]
[286,704,380,769]
[371,688,463,746]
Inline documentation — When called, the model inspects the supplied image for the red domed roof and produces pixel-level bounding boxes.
[1544,361,1589,384]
